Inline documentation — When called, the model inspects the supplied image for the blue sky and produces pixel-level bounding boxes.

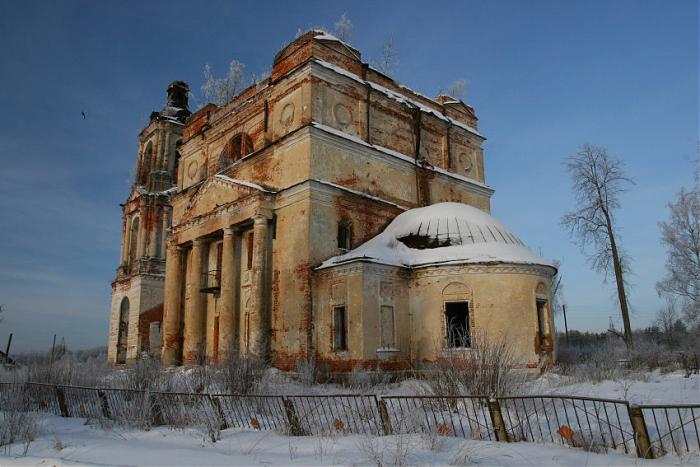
[0,0,697,353]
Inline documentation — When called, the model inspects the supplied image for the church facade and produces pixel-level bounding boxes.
[107,31,556,371]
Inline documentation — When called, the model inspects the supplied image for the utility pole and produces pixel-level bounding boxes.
[4,333,12,356]
[562,304,569,344]
[49,334,56,383]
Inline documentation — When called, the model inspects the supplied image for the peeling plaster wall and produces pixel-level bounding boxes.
[408,265,555,367]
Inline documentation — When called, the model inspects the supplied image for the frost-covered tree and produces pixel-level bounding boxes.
[374,36,399,74]
[655,298,679,335]
[334,13,353,43]
[561,144,635,348]
[657,186,700,324]
[201,60,246,107]
[447,79,467,100]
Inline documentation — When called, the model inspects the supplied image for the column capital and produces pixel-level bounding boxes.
[223,226,238,236]
[193,237,207,247]
[252,214,270,224]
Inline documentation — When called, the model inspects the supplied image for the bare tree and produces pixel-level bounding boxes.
[201,60,246,107]
[334,13,353,43]
[374,36,399,74]
[657,186,700,324]
[447,79,467,100]
[561,144,635,348]
[655,298,679,335]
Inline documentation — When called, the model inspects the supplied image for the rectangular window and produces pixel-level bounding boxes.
[536,299,548,347]
[246,231,254,270]
[445,302,470,348]
[338,223,352,250]
[333,306,348,351]
[380,305,395,349]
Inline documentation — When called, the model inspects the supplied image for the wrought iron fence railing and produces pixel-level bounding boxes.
[0,381,697,459]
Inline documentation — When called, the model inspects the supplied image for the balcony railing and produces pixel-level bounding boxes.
[200,270,221,293]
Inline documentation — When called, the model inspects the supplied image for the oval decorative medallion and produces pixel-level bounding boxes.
[333,103,352,126]
[280,103,295,127]
[187,160,199,179]
[461,152,473,173]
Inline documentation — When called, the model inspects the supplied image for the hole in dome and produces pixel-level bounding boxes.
[397,233,453,249]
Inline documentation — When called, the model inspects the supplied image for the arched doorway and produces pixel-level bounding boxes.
[116,297,130,364]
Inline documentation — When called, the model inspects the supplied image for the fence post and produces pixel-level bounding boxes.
[149,392,164,426]
[376,397,393,435]
[627,404,654,459]
[97,389,111,419]
[55,385,69,417]
[209,395,229,431]
[487,398,509,442]
[282,397,304,436]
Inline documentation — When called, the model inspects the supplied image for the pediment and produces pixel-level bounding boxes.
[182,176,259,220]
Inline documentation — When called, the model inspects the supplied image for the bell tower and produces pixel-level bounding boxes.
[107,81,190,364]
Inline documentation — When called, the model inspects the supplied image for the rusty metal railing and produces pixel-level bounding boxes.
[497,395,636,454]
[382,395,494,440]
[639,404,700,457]
[1,381,697,459]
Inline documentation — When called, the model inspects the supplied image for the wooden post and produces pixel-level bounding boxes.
[628,404,654,459]
[55,386,69,417]
[97,389,111,419]
[209,395,229,431]
[282,398,304,436]
[487,398,509,442]
[376,397,393,435]
[149,392,164,426]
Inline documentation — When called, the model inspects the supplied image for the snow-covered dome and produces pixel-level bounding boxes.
[319,202,555,270]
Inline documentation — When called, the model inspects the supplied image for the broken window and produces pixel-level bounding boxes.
[222,133,255,166]
[333,306,348,351]
[338,222,352,250]
[445,301,470,348]
[536,299,548,347]
[380,305,395,349]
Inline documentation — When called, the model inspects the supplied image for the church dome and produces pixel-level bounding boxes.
[320,202,555,270]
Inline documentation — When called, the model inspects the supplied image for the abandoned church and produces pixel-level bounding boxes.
[107,31,557,372]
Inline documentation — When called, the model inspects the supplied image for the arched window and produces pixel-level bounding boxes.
[172,150,181,186]
[170,139,182,186]
[129,217,140,264]
[220,133,254,167]
[116,297,130,364]
[139,142,153,186]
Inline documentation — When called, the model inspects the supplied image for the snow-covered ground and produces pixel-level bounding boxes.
[1,414,696,466]
[524,370,700,404]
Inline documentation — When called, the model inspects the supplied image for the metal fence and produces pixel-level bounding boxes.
[641,404,700,457]
[497,395,636,454]
[1,381,698,459]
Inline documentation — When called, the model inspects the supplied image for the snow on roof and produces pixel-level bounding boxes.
[311,122,493,193]
[318,202,556,270]
[312,59,484,139]
[214,174,275,193]
[312,179,409,211]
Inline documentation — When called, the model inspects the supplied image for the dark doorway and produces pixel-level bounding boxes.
[445,301,469,348]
